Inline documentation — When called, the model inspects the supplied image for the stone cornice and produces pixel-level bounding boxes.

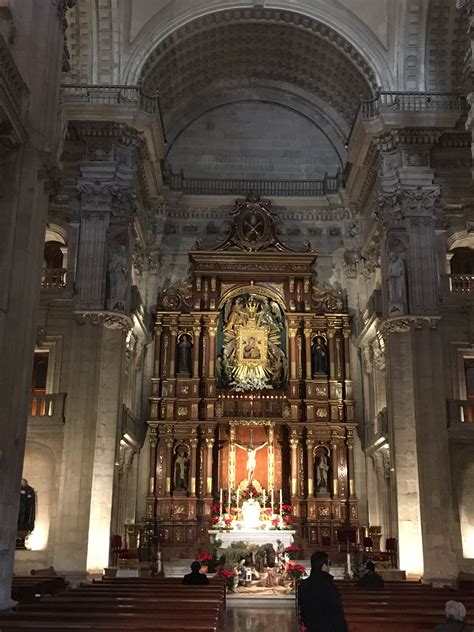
[73,310,133,332]
[378,315,441,337]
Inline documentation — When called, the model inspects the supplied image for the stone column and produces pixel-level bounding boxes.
[154,317,163,377]
[53,316,129,576]
[75,181,112,309]
[192,316,202,378]
[0,1,67,609]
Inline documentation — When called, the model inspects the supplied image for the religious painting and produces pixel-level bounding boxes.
[238,328,267,364]
[216,291,287,391]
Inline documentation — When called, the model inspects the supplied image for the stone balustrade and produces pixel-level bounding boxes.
[163,167,343,197]
[61,83,159,116]
[41,268,66,289]
[449,274,474,294]
[30,393,66,423]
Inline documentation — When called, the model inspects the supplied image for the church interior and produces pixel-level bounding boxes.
[2,0,474,629]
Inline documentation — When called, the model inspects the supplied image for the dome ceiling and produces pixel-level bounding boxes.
[139,8,377,128]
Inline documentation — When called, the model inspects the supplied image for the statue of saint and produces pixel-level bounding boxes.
[174,448,190,491]
[316,454,329,491]
[177,334,192,374]
[387,253,406,312]
[312,336,328,376]
[108,245,128,311]
[235,441,268,483]
[17,478,36,533]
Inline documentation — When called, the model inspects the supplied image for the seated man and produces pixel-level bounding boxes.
[357,561,385,589]
[183,560,210,585]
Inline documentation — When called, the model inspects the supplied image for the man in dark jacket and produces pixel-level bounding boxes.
[357,561,385,589]
[183,561,210,585]
[298,551,348,632]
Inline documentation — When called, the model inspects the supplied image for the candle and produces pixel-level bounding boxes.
[236,489,240,509]
[219,488,223,516]
[263,489,266,507]
[280,489,283,512]
[228,489,231,515]
[271,489,274,514]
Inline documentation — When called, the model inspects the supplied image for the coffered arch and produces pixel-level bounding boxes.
[138,8,377,130]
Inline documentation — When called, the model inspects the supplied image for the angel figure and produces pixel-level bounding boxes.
[235,441,268,483]
[269,300,283,329]
[224,298,247,333]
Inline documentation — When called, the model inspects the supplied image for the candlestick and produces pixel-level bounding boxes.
[219,488,223,517]
[263,489,266,507]
[228,489,231,515]
[279,489,283,511]
[236,489,240,509]
[271,488,274,514]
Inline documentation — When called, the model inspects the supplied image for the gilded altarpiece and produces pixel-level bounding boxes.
[147,194,358,556]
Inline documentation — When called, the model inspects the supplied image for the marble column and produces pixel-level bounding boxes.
[145,424,158,519]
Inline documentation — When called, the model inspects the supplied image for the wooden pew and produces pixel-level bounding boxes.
[1,575,226,632]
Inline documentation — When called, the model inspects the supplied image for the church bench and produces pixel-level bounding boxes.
[12,576,67,596]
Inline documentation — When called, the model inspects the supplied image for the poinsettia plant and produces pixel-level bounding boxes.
[285,545,299,560]
[198,552,212,563]
[286,562,306,580]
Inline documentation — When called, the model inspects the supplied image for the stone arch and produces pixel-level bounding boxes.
[21,442,56,552]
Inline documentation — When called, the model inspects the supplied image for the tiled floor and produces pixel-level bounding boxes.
[225,606,297,631]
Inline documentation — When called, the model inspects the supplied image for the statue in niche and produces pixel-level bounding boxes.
[312,336,328,376]
[316,454,330,492]
[107,244,128,311]
[177,333,193,374]
[16,478,36,549]
[387,253,407,315]
[174,446,190,492]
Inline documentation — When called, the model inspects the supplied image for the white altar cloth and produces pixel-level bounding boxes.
[208,529,295,551]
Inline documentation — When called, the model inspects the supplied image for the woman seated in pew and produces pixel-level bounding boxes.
[357,561,385,589]
[434,600,473,632]
[182,561,210,585]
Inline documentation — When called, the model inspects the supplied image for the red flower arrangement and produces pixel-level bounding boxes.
[286,562,306,580]
[224,518,233,527]
[285,545,299,559]
[272,517,279,527]
[282,504,293,514]
[283,515,293,525]
[285,545,299,552]
[210,504,220,513]
[218,569,234,579]
[264,508,272,516]
[198,552,212,563]
[211,516,219,525]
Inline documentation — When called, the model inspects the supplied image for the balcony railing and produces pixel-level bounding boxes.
[30,393,66,423]
[449,274,474,294]
[348,91,465,146]
[447,400,474,426]
[61,84,159,116]
[41,268,66,289]
[163,169,344,197]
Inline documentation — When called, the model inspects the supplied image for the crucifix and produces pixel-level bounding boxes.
[234,428,268,483]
